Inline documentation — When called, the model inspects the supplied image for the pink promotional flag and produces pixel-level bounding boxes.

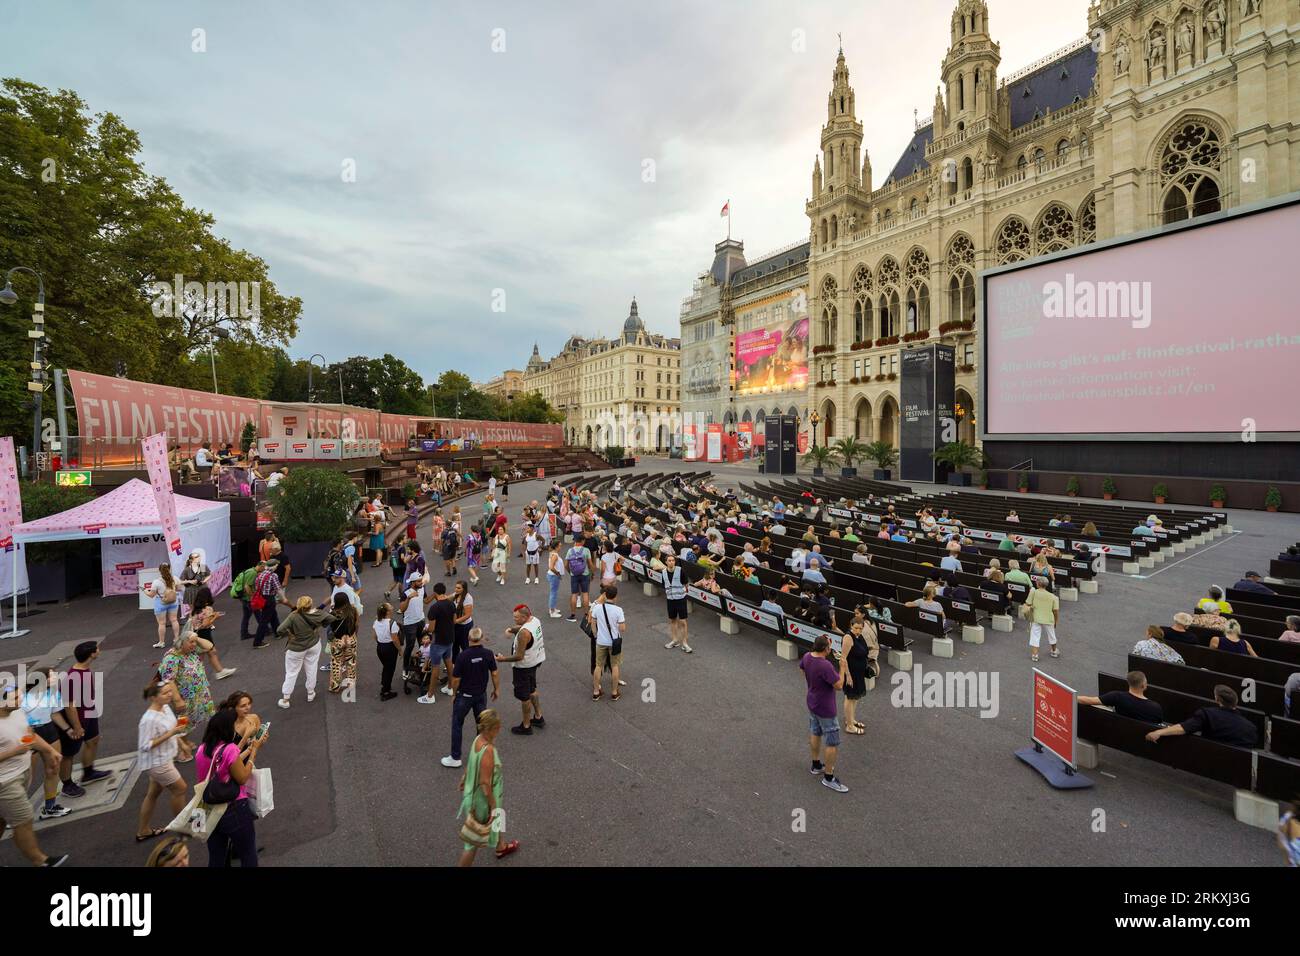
[141,432,184,563]
[0,436,29,603]
[0,437,19,551]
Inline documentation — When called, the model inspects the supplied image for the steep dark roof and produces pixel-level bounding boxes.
[1007,44,1096,129]
[731,242,811,285]
[709,239,747,286]
[885,124,933,185]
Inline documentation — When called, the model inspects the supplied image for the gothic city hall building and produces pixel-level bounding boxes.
[684,0,1300,452]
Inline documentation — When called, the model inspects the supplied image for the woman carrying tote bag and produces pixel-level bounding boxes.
[192,709,268,867]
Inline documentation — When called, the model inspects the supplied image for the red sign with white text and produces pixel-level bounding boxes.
[1031,669,1077,768]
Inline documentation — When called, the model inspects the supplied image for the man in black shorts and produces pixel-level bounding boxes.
[496,604,546,736]
[59,641,110,798]
[418,583,456,704]
[662,554,693,654]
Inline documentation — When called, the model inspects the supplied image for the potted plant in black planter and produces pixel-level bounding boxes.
[20,481,99,603]
[267,467,361,580]
[802,444,837,478]
[1152,482,1169,505]
[831,437,868,478]
[1209,484,1227,509]
[1102,477,1118,501]
[865,441,898,481]
[931,441,986,486]
[1065,476,1080,498]
[1265,486,1282,513]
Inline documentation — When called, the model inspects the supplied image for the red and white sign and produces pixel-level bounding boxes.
[141,432,184,564]
[1031,669,1078,768]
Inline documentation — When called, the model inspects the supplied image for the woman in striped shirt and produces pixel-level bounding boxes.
[135,681,189,843]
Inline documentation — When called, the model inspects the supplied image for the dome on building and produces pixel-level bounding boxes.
[622,298,644,338]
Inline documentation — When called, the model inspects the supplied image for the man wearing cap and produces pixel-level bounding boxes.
[1233,571,1277,595]
[496,604,546,736]
[398,570,426,678]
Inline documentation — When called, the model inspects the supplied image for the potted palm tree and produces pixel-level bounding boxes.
[831,437,869,478]
[1102,477,1118,500]
[1152,482,1169,505]
[865,441,898,481]
[1065,476,1080,497]
[802,444,838,478]
[1017,470,1031,493]
[977,468,990,490]
[931,441,986,486]
[1265,487,1282,513]
[1209,484,1227,509]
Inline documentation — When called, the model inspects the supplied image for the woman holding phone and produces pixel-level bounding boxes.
[194,708,268,867]
[218,691,262,748]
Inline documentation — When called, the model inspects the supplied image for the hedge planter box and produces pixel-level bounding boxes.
[873,469,892,481]
[282,540,333,580]
[812,468,825,478]
[27,551,100,604]
[947,473,972,486]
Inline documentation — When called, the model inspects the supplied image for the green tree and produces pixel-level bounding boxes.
[0,78,302,440]
[504,390,564,424]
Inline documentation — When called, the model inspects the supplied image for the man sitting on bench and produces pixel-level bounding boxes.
[1144,685,1259,748]
[1232,571,1276,596]
[1078,671,1164,723]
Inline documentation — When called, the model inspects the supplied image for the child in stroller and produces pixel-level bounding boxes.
[403,632,434,695]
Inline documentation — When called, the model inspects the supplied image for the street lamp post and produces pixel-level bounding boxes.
[208,326,231,393]
[307,354,326,439]
[809,410,821,450]
[1,267,48,478]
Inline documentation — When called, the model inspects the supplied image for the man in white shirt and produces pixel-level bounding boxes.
[590,585,627,700]
[194,443,212,469]
[0,680,69,866]
[266,467,287,488]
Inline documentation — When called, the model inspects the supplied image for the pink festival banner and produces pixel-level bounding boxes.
[0,436,30,601]
[141,432,184,565]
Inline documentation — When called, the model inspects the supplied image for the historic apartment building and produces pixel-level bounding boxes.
[518,298,682,452]
[681,0,1300,450]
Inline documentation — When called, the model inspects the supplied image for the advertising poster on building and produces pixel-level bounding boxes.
[734,317,809,395]
[1031,669,1078,768]
[705,424,723,463]
[736,421,753,453]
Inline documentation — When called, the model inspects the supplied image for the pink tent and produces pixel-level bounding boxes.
[13,479,232,598]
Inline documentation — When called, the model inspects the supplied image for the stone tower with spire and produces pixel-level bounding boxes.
[526,342,543,372]
[931,0,1002,194]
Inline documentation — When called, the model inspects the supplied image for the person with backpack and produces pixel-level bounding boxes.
[441,521,461,579]
[565,536,595,622]
[250,561,291,649]
[229,561,265,641]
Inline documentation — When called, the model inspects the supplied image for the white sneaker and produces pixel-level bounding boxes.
[440,755,462,768]
[440,685,454,696]
[215,667,238,680]
[665,640,678,649]
[682,644,693,654]
[417,694,436,704]
[307,691,316,702]
[277,698,291,709]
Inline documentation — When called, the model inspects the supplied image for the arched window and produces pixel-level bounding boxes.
[961,157,973,190]
[820,219,828,244]
[958,74,965,110]
[904,248,931,332]
[830,215,838,241]
[1033,202,1076,253]
[1033,147,1046,167]
[851,265,872,344]
[876,256,901,338]
[909,197,919,213]
[819,275,838,346]
[1016,154,1028,170]
[1078,194,1097,244]
[1056,138,1071,158]
[994,216,1031,264]
[1159,119,1224,224]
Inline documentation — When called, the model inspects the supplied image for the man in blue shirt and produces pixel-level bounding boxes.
[801,558,827,586]
[1232,571,1276,595]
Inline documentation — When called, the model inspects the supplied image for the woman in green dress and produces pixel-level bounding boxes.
[157,632,216,760]
[457,709,520,865]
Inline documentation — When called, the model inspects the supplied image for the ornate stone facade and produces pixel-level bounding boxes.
[805,0,1300,448]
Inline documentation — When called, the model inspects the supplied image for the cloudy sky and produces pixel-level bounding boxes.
[8,0,1090,383]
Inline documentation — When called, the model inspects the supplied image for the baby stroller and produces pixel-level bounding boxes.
[402,648,431,696]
